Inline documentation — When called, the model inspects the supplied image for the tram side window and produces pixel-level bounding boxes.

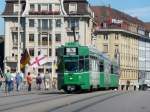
[85,56,89,71]
[99,61,104,72]
[111,65,113,74]
[114,66,119,75]
[79,56,84,71]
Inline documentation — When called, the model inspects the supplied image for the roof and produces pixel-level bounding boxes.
[64,0,87,2]
[2,0,26,16]
[63,0,91,16]
[91,6,144,26]
[5,0,25,2]
[145,22,150,31]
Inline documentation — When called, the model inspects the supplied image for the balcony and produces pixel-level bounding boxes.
[10,27,23,32]
[66,27,79,32]
[38,27,52,32]
[12,42,18,48]
[38,41,52,46]
[29,10,60,15]
[5,56,17,62]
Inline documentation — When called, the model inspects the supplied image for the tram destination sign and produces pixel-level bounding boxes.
[65,47,78,55]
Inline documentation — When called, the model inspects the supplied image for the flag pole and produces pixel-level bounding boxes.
[52,9,56,82]
[17,0,21,72]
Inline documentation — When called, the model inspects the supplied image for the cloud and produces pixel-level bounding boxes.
[124,6,150,21]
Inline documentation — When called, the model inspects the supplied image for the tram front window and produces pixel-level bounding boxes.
[65,62,78,72]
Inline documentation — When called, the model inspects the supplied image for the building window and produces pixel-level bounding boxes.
[49,34,52,43]
[38,34,41,45]
[49,48,52,56]
[29,48,34,56]
[42,19,48,30]
[29,34,34,42]
[30,4,35,11]
[40,48,48,56]
[56,48,59,56]
[38,4,41,12]
[115,34,119,40]
[55,34,61,42]
[12,53,14,57]
[38,68,44,73]
[103,44,108,53]
[29,19,34,27]
[56,19,61,27]
[38,50,41,55]
[38,19,41,29]
[69,3,77,13]
[49,4,52,11]
[115,45,119,53]
[14,4,19,13]
[42,36,48,45]
[68,19,79,29]
[67,32,79,40]
[55,4,60,12]
[12,32,18,45]
[104,34,108,40]
[49,19,52,29]
[41,4,48,11]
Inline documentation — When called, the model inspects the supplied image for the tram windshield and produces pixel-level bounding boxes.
[65,62,78,72]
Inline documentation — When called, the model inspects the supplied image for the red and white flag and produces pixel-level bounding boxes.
[30,54,48,68]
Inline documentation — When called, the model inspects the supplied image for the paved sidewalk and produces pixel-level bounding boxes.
[0,81,58,97]
[0,88,60,97]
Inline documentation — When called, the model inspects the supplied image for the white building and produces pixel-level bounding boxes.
[2,0,94,77]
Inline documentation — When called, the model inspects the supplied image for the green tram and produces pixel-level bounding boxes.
[57,42,119,93]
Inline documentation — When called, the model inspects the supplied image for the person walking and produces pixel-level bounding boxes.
[15,72,22,91]
[43,72,50,90]
[36,73,42,90]
[26,72,32,91]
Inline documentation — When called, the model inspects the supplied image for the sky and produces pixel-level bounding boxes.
[0,0,150,35]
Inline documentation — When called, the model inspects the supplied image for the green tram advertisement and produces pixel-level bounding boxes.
[57,42,119,93]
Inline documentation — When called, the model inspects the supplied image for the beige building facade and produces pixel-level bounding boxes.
[95,29,139,87]
[92,6,147,88]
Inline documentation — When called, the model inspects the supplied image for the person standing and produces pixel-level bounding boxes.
[5,70,12,93]
[43,72,50,90]
[19,72,24,90]
[26,72,32,91]
[15,72,22,91]
[0,75,2,91]
[36,73,42,90]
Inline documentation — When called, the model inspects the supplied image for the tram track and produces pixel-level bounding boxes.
[0,92,75,112]
[48,91,130,112]
[72,91,130,112]
[0,90,130,112]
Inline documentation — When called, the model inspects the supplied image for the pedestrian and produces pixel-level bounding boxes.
[11,72,15,92]
[5,70,12,94]
[26,72,32,91]
[126,80,130,90]
[43,72,50,90]
[121,85,124,90]
[0,75,2,91]
[36,73,42,90]
[15,72,22,91]
[19,72,24,90]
